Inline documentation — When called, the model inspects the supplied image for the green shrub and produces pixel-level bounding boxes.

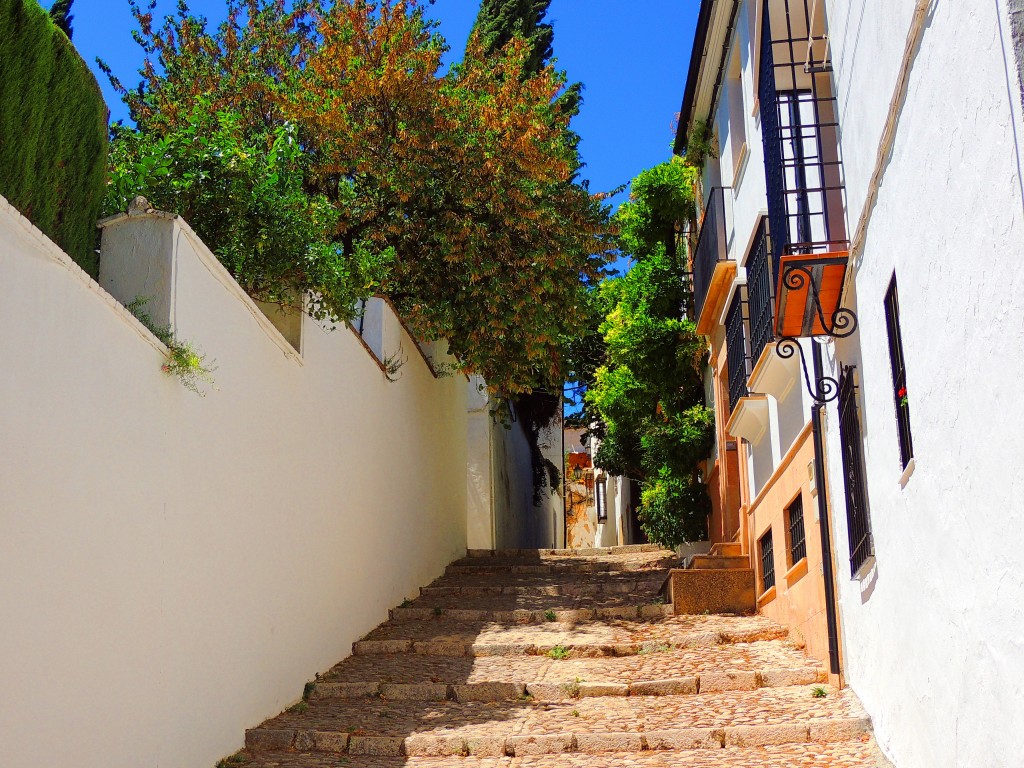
[0,0,108,275]
[105,107,389,325]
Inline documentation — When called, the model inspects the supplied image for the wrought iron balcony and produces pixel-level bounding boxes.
[745,217,774,367]
[692,187,734,334]
[724,289,750,412]
[758,0,855,343]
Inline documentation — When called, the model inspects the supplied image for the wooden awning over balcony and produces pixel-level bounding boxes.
[774,251,850,338]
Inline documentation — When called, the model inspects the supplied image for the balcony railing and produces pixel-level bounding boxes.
[745,217,774,367]
[724,290,750,412]
[758,0,847,276]
[692,187,730,321]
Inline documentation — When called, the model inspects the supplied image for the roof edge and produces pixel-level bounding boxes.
[673,0,719,156]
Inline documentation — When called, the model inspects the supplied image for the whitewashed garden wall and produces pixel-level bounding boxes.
[0,196,468,768]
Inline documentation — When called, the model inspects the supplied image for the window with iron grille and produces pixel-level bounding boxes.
[759,529,776,592]
[758,0,847,278]
[725,290,750,411]
[838,366,874,575]
[596,478,608,523]
[786,494,807,565]
[884,276,913,468]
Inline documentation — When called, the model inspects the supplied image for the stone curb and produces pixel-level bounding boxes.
[465,545,667,558]
[388,604,673,624]
[420,579,667,598]
[352,628,789,658]
[444,560,677,576]
[309,668,825,702]
[245,718,870,757]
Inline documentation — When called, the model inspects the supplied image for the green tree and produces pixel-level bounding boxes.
[49,0,73,39]
[470,0,553,74]
[104,0,612,395]
[579,158,714,548]
[105,106,389,323]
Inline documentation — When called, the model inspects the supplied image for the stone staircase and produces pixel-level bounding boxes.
[228,545,888,767]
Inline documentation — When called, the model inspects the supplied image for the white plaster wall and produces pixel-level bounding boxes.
[466,378,495,549]
[0,200,468,768]
[595,473,619,548]
[821,2,1024,765]
[722,0,770,265]
[492,412,540,549]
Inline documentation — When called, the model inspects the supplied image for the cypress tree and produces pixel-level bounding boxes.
[470,0,554,75]
[49,0,73,39]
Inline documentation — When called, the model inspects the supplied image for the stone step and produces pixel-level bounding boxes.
[445,558,676,576]
[393,591,668,621]
[688,555,750,570]
[466,544,666,558]
[422,573,668,598]
[710,542,744,558]
[309,640,824,702]
[391,601,671,624]
[236,740,887,767]
[352,615,788,658]
[667,568,756,615]
[245,686,870,758]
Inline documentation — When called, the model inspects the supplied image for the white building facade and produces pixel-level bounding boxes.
[819,1,1024,765]
[679,0,1024,764]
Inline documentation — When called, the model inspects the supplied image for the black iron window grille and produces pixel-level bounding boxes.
[745,217,774,366]
[759,529,776,591]
[884,276,913,469]
[787,493,807,564]
[838,366,874,575]
[692,187,729,319]
[758,0,847,279]
[725,290,751,411]
[596,478,608,523]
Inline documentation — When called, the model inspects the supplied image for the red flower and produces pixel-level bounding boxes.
[897,386,907,398]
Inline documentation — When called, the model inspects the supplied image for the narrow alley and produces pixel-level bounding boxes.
[236,547,887,767]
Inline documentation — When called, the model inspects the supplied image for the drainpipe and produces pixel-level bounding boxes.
[812,343,842,676]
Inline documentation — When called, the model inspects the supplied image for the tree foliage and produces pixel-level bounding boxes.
[105,107,389,322]
[0,0,106,274]
[104,0,612,394]
[576,157,715,549]
[49,0,73,38]
[470,0,553,74]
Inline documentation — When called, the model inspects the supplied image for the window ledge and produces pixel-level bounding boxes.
[757,585,777,608]
[732,143,750,189]
[898,457,917,489]
[784,557,808,586]
[853,555,877,583]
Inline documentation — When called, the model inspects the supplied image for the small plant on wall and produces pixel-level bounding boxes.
[127,298,216,396]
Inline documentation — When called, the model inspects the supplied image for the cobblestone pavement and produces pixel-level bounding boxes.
[230,547,890,767]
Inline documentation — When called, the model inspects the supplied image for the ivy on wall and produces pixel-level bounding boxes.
[0,0,108,275]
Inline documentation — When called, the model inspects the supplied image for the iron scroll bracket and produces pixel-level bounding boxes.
[775,337,839,403]
[781,264,859,339]
[774,263,860,404]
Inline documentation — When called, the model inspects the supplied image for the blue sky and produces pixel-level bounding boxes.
[67,0,698,212]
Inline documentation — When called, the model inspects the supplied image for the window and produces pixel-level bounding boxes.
[786,494,806,565]
[838,366,874,575]
[884,276,913,468]
[759,529,776,591]
[726,46,748,177]
[595,478,608,522]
